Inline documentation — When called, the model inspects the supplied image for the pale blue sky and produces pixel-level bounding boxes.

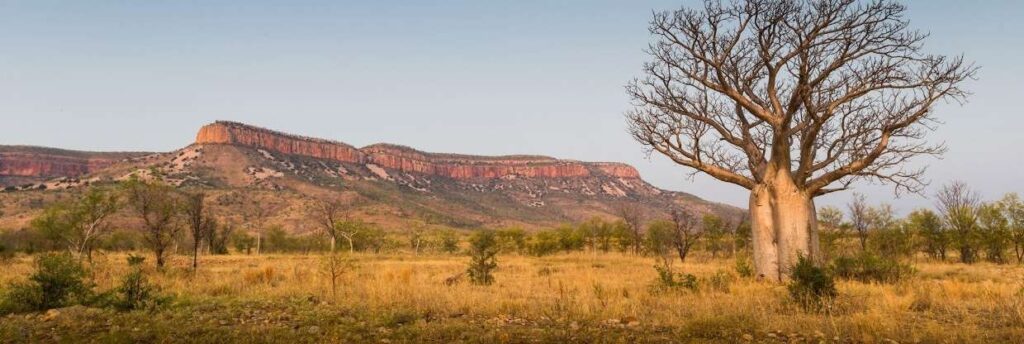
[2,1,1022,212]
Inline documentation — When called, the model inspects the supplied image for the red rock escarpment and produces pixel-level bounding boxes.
[196,121,363,164]
[0,147,144,181]
[195,121,642,180]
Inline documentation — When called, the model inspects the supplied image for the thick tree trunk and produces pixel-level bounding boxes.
[749,170,819,282]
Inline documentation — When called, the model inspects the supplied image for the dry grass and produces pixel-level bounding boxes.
[1,252,1023,343]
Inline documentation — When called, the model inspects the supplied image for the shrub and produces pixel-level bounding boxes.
[734,255,754,278]
[652,263,698,291]
[831,252,915,284]
[1,253,92,314]
[527,231,561,257]
[467,230,498,286]
[114,255,163,311]
[437,229,460,254]
[788,255,836,311]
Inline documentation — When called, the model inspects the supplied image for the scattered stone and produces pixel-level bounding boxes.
[307,326,321,334]
[742,334,754,341]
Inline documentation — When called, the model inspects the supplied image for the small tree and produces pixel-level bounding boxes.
[848,194,871,252]
[32,187,119,261]
[907,209,948,261]
[407,224,427,255]
[467,230,498,286]
[320,253,354,298]
[977,202,1010,264]
[437,229,460,254]
[936,181,981,264]
[702,214,729,259]
[241,193,285,255]
[1001,194,1024,263]
[183,192,215,270]
[817,206,847,261]
[644,220,676,265]
[309,197,346,252]
[334,219,366,254]
[205,222,233,255]
[122,179,182,268]
[1,253,92,313]
[669,208,702,263]
[616,204,645,255]
[866,204,915,259]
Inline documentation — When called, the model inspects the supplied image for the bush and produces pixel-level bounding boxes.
[113,255,163,311]
[788,255,836,311]
[527,231,561,257]
[831,252,914,284]
[467,230,498,286]
[734,255,754,278]
[652,263,698,291]
[1,253,92,314]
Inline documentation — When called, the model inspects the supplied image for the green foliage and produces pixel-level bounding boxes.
[1,253,92,314]
[787,255,836,311]
[1002,193,1024,263]
[869,220,917,259]
[262,225,322,253]
[701,214,729,258]
[351,224,391,253]
[230,231,257,254]
[206,223,233,255]
[907,209,949,261]
[644,220,676,259]
[0,228,51,255]
[495,227,527,254]
[579,217,615,252]
[817,206,847,260]
[734,255,754,278]
[977,202,1011,263]
[527,231,561,257]
[652,262,698,291]
[831,252,914,284]
[555,224,585,252]
[467,230,498,286]
[437,229,460,254]
[113,255,165,311]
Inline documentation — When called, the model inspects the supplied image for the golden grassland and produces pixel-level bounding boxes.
[1,252,1023,343]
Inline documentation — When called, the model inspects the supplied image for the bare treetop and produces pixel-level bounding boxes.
[627,0,976,196]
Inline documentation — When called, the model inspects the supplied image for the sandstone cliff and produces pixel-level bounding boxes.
[195,121,642,180]
[0,146,148,186]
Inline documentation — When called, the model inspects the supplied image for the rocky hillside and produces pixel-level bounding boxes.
[0,121,739,231]
[0,146,151,188]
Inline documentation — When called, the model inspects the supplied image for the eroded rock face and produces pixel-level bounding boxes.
[195,121,643,180]
[195,122,364,164]
[0,147,145,184]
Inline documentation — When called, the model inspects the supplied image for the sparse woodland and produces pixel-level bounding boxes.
[0,177,1022,342]
[1,1,1021,343]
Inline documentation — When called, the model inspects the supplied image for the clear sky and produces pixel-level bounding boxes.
[2,0,1022,213]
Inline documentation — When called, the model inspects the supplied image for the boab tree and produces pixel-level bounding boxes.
[627,0,975,280]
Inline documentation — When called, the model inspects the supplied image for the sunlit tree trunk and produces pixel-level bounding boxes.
[749,162,819,281]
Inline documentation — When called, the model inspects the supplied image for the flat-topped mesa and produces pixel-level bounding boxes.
[0,146,145,180]
[194,121,643,180]
[195,121,364,164]
[362,144,642,180]
[362,144,591,179]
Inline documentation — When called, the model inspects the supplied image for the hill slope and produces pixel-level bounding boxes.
[0,121,739,231]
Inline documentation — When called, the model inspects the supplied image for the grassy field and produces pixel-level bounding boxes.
[1,252,1022,343]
